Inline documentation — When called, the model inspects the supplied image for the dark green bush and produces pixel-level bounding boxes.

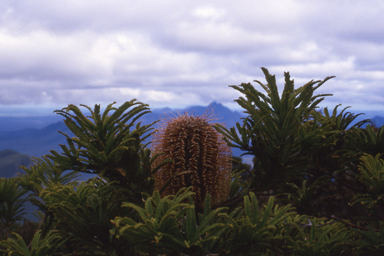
[1,68,383,256]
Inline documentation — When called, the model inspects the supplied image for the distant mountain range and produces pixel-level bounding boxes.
[1,102,382,222]
[0,115,64,132]
[0,149,32,178]
[1,102,384,179]
[0,122,73,158]
[0,102,247,178]
[0,102,245,158]
[371,116,384,127]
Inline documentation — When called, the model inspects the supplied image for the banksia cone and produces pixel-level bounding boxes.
[152,112,232,207]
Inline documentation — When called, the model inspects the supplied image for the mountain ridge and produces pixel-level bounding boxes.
[0,102,246,158]
[0,102,383,176]
[0,149,32,178]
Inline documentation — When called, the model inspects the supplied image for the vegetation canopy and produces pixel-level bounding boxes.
[1,67,383,256]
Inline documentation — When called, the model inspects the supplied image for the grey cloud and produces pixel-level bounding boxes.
[0,0,383,113]
[1,0,184,33]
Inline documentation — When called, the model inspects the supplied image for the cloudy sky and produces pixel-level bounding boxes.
[1,0,384,116]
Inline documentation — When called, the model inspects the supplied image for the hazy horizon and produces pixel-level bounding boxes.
[0,101,240,117]
[1,101,384,118]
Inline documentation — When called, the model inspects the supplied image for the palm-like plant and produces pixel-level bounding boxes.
[352,154,384,210]
[347,125,384,157]
[18,157,79,211]
[112,187,230,255]
[40,177,133,255]
[47,100,161,203]
[284,219,355,256]
[305,104,369,174]
[3,68,384,255]
[224,193,295,255]
[0,230,65,256]
[215,67,335,192]
[0,178,27,239]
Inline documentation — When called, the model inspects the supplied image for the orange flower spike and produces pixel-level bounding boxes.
[151,112,232,207]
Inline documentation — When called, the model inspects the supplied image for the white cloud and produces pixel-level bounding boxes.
[0,0,383,114]
[270,57,356,78]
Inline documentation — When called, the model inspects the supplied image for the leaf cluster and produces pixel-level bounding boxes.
[47,100,158,200]
[2,68,384,255]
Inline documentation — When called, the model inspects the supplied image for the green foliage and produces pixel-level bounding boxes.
[284,218,355,255]
[17,156,79,225]
[357,227,384,255]
[215,67,335,191]
[47,100,159,201]
[111,188,299,255]
[303,104,368,180]
[315,104,368,131]
[352,154,384,208]
[40,177,133,255]
[223,193,295,255]
[3,68,384,255]
[228,156,251,199]
[301,104,367,160]
[283,179,328,215]
[112,187,230,255]
[18,156,79,194]
[227,169,248,200]
[0,178,27,238]
[347,125,384,157]
[0,230,65,256]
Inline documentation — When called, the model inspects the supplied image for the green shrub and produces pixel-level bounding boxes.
[2,68,384,255]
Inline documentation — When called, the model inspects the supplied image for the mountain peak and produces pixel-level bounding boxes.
[208,101,223,107]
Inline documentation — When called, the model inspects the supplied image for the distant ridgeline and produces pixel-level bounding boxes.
[0,102,246,178]
[0,102,383,178]
[0,149,32,178]
[371,116,384,127]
